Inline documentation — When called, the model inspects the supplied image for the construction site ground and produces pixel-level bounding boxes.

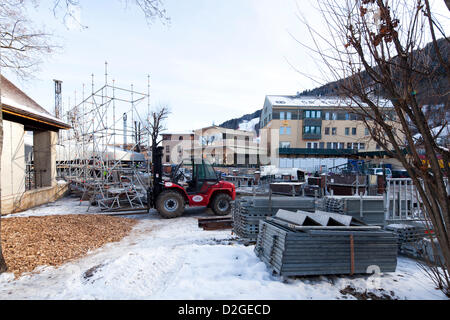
[0,196,447,300]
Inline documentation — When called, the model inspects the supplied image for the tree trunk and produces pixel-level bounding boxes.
[0,76,6,273]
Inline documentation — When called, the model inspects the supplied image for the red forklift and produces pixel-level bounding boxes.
[148,147,236,218]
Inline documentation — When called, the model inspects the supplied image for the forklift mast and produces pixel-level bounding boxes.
[148,146,164,208]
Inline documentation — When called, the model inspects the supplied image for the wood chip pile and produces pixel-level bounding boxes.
[1,215,137,277]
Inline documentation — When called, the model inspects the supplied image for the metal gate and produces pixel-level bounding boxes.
[385,178,449,222]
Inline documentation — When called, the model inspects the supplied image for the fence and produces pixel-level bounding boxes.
[384,178,449,222]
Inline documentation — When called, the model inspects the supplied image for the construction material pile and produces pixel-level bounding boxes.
[384,224,436,261]
[1,215,137,277]
[385,224,426,247]
[255,210,398,277]
[323,195,385,225]
[232,196,315,240]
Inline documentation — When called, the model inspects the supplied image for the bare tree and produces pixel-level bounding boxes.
[0,0,169,274]
[52,0,170,27]
[147,104,170,157]
[0,0,55,274]
[296,0,449,295]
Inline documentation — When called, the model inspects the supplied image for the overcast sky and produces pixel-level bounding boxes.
[4,0,450,132]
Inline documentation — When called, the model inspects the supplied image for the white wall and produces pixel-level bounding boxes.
[1,120,25,198]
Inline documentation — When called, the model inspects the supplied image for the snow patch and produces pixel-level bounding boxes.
[238,117,259,133]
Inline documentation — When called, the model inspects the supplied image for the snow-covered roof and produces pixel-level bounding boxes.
[1,75,70,129]
[266,95,394,109]
[413,125,450,146]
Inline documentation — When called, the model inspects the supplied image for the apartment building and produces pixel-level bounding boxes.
[162,126,260,166]
[161,132,195,164]
[259,95,403,166]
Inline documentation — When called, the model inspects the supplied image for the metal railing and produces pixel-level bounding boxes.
[384,178,449,222]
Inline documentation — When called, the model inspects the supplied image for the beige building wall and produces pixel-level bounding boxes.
[162,133,195,165]
[34,131,58,188]
[162,127,260,166]
[264,112,403,152]
[1,123,63,215]
[1,120,26,198]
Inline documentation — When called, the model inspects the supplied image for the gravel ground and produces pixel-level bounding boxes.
[1,215,137,277]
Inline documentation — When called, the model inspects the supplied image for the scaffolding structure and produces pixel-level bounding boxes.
[56,64,153,212]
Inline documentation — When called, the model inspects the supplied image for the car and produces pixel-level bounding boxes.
[392,169,409,178]
[368,168,393,178]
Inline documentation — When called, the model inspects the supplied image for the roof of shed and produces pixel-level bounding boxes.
[0,75,70,130]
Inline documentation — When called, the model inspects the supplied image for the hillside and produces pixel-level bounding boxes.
[219,109,261,134]
[297,38,449,107]
[219,39,449,135]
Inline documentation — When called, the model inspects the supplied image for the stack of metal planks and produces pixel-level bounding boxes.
[255,210,398,277]
[232,196,315,240]
[323,195,386,225]
[385,224,425,244]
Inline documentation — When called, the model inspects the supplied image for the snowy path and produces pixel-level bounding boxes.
[0,198,447,300]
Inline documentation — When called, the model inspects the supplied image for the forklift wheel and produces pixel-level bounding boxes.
[211,193,232,216]
[156,191,185,219]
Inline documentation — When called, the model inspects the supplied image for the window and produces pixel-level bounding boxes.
[365,128,370,136]
[332,128,337,135]
[165,146,170,153]
[307,142,312,149]
[313,143,319,149]
[339,143,345,149]
[332,142,338,149]
[325,127,330,135]
[280,127,285,135]
[280,112,285,120]
[359,143,366,150]
[286,127,291,135]
[332,112,338,120]
[376,144,381,150]
[345,113,350,120]
[352,128,357,135]
[303,126,321,134]
[325,112,330,120]
[347,143,352,149]
[319,142,325,149]
[345,128,350,136]
[327,142,332,149]
[166,155,170,163]
[286,112,292,120]
[304,110,321,119]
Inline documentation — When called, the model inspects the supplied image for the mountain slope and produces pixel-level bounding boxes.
[219,39,448,135]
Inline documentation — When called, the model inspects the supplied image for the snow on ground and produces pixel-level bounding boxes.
[3,196,102,218]
[0,197,447,300]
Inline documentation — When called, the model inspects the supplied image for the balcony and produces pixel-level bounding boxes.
[302,133,322,140]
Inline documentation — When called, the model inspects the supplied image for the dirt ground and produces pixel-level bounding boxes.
[1,215,137,277]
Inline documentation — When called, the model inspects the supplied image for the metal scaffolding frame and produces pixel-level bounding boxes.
[56,64,152,212]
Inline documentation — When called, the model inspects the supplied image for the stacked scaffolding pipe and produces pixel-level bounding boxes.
[255,210,398,277]
[323,195,386,225]
[232,196,316,240]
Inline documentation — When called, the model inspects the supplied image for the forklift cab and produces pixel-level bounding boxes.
[172,158,219,194]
